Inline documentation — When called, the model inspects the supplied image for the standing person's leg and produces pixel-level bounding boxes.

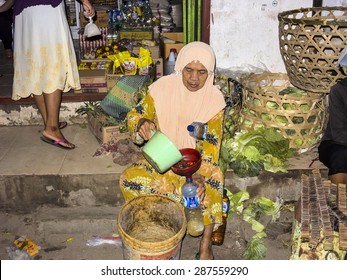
[37,90,75,149]
[34,93,67,130]
[34,94,47,124]
[43,89,62,134]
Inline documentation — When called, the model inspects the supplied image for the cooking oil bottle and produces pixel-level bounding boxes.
[211,188,230,245]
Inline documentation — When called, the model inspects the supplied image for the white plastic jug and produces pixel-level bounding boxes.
[164,48,177,75]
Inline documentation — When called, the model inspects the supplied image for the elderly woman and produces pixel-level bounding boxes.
[119,41,226,260]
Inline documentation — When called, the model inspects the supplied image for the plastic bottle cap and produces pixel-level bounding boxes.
[187,125,194,132]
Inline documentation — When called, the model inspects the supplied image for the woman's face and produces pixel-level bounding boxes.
[182,61,209,92]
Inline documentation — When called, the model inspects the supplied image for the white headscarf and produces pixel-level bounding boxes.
[149,41,226,149]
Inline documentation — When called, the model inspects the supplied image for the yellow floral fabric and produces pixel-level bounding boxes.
[120,94,225,228]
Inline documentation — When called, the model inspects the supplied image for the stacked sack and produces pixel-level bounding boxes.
[150,0,175,35]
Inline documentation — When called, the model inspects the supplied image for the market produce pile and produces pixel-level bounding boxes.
[219,127,295,178]
[215,74,296,178]
[215,71,327,178]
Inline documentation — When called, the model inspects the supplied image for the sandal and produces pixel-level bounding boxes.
[40,135,75,150]
[59,121,68,130]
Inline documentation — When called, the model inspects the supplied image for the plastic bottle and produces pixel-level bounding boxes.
[164,48,177,75]
[181,177,204,236]
[187,122,208,140]
[211,188,230,245]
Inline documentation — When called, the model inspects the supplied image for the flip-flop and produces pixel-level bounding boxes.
[194,252,215,260]
[40,135,75,150]
[59,121,68,130]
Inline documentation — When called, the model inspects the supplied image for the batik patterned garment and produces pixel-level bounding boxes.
[120,94,225,228]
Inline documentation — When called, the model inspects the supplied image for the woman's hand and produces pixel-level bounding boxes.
[81,0,95,18]
[192,174,206,202]
[137,118,157,141]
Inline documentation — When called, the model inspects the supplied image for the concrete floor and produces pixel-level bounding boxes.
[0,124,124,176]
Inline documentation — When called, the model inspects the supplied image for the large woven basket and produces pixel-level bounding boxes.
[278,6,347,93]
[238,72,328,153]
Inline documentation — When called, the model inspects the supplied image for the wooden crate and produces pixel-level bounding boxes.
[87,114,129,144]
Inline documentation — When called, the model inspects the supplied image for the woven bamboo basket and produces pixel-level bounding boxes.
[238,72,328,153]
[278,6,347,93]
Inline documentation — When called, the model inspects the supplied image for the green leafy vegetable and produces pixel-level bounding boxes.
[242,232,267,260]
[219,127,294,177]
[228,191,250,215]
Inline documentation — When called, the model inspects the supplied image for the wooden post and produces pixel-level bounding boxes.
[201,0,210,44]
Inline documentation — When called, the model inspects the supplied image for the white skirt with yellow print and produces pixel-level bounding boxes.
[12,2,81,100]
